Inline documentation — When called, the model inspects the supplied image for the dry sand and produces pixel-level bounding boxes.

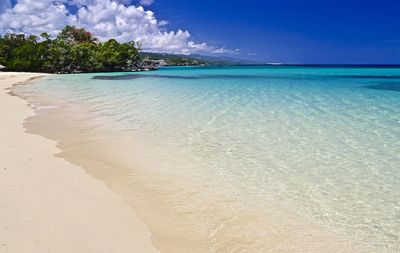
[0,72,158,253]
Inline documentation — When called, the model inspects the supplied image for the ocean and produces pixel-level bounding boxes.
[17,66,400,252]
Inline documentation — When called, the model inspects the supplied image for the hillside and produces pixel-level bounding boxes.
[140,52,257,66]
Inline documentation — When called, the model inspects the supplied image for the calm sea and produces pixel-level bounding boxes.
[21,66,400,252]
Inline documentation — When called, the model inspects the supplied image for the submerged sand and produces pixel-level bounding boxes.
[10,74,375,253]
[0,73,157,253]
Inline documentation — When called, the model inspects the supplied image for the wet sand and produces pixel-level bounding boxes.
[0,72,157,253]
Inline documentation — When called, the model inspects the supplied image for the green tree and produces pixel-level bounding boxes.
[7,35,44,71]
[57,25,97,44]
[97,39,122,71]
[0,25,142,73]
[71,42,99,72]
[119,41,141,69]
[45,40,73,73]
[0,33,27,65]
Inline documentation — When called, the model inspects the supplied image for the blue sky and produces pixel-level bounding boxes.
[1,0,400,64]
[148,0,400,64]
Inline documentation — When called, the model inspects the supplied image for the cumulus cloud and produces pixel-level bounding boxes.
[0,0,75,36]
[0,0,230,55]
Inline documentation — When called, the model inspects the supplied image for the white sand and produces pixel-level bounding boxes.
[0,73,158,253]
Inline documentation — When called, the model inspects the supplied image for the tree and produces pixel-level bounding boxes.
[44,40,72,73]
[97,39,122,71]
[6,35,44,71]
[120,41,141,69]
[71,42,99,72]
[0,33,27,65]
[57,25,97,44]
[0,25,142,73]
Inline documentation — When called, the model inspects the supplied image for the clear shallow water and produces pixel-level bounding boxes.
[23,66,400,251]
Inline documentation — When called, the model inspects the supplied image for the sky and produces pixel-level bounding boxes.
[0,0,399,64]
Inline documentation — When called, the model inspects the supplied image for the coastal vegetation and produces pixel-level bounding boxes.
[0,26,141,73]
[0,26,246,73]
[141,52,250,66]
[141,52,209,66]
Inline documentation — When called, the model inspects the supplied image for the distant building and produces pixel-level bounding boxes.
[140,59,167,70]
[157,60,167,66]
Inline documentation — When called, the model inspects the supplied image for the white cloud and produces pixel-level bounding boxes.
[158,20,168,26]
[212,47,241,54]
[139,0,153,6]
[0,0,231,55]
[0,0,75,35]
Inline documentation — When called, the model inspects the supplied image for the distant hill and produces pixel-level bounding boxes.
[140,52,259,66]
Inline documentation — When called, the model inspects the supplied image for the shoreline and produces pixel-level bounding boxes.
[0,72,157,253]
[11,73,374,252]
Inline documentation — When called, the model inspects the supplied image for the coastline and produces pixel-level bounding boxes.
[0,73,157,253]
[10,73,375,253]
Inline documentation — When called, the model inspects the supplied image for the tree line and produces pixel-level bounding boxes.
[0,26,141,73]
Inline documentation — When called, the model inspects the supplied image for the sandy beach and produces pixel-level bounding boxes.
[0,73,157,253]
[0,0,397,251]
[1,70,392,253]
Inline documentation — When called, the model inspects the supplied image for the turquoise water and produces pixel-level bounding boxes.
[25,66,400,251]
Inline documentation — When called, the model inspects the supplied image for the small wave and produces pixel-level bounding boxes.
[32,105,59,110]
